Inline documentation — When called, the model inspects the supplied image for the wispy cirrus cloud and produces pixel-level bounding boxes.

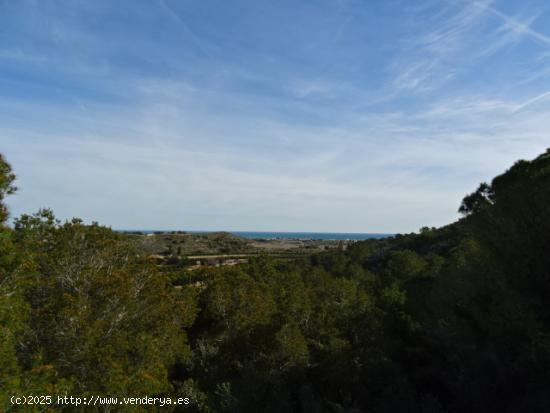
[391,0,550,94]
[391,0,493,93]
[473,0,550,46]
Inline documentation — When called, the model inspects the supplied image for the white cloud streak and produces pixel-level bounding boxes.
[472,0,550,46]
[392,0,550,93]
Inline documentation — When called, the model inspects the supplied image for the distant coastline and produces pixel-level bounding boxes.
[118,230,393,241]
[230,231,392,240]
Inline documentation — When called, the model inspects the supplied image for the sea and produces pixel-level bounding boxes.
[230,232,391,240]
[121,230,392,241]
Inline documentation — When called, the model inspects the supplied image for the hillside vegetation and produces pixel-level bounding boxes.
[126,230,351,260]
[1,150,550,412]
[128,231,253,256]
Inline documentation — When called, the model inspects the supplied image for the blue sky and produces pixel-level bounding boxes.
[1,0,550,232]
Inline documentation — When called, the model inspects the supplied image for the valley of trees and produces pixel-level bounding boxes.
[1,149,550,412]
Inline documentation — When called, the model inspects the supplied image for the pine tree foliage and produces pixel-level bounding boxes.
[1,150,550,412]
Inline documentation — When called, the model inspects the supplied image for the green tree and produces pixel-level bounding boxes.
[0,154,25,409]
[11,210,196,399]
[0,154,16,224]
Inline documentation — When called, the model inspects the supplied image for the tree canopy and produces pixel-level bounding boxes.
[1,149,550,412]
